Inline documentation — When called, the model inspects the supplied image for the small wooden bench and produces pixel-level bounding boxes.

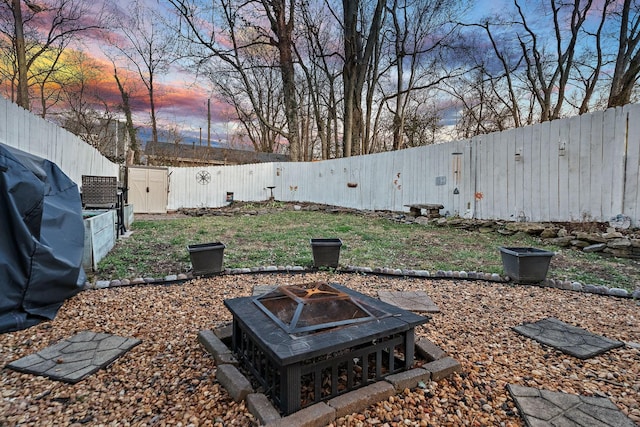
[405,203,444,218]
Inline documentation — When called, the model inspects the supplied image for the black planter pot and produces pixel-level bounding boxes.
[310,238,342,268]
[499,246,554,284]
[187,242,226,276]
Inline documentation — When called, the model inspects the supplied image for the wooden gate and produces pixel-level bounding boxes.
[127,167,168,213]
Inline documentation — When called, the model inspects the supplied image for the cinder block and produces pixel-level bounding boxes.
[216,364,254,402]
[385,368,430,393]
[266,402,336,427]
[197,330,237,365]
[214,323,233,342]
[415,338,447,362]
[326,381,395,418]
[422,357,462,381]
[246,393,281,425]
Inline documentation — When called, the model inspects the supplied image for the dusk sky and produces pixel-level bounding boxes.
[83,0,234,145]
[69,0,515,145]
[2,0,616,146]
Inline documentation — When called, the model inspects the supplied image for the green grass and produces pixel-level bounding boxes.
[94,208,639,291]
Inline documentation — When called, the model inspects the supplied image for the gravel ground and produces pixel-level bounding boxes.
[1,272,639,426]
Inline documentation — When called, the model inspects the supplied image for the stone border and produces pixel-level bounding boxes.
[85,265,640,299]
[198,325,462,426]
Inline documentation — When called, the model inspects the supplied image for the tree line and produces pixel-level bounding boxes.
[1,0,638,162]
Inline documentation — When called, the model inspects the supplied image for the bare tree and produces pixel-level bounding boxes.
[210,55,287,154]
[295,0,342,159]
[515,0,596,122]
[55,52,127,162]
[258,0,301,161]
[460,20,525,129]
[608,0,640,107]
[0,35,17,99]
[342,0,385,157]
[567,0,613,114]
[7,0,28,108]
[167,0,302,160]
[113,64,140,164]
[109,1,177,146]
[381,0,464,151]
[0,0,103,111]
[31,39,69,118]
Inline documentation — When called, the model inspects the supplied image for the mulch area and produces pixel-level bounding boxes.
[1,272,639,426]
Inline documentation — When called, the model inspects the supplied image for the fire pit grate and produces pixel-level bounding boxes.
[224,282,429,414]
[253,282,386,335]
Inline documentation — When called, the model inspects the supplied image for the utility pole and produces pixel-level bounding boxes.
[207,98,211,147]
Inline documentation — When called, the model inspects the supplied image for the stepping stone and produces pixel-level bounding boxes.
[6,331,140,383]
[507,384,636,426]
[512,317,623,359]
[377,290,440,313]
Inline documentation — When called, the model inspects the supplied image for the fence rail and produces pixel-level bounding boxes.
[2,96,639,226]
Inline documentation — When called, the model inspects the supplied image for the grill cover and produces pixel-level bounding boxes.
[0,143,85,333]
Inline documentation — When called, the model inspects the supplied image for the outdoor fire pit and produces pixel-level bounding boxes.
[224,282,429,414]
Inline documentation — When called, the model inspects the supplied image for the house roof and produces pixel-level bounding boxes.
[144,141,289,166]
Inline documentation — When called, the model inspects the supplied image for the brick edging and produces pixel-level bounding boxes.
[87,265,640,299]
[198,326,462,426]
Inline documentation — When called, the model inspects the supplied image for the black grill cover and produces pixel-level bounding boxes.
[1,143,85,333]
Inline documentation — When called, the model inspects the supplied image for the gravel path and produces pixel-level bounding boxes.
[1,272,639,426]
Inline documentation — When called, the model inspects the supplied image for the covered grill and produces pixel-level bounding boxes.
[224,282,429,414]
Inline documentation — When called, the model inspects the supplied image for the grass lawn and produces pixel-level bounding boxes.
[95,204,639,291]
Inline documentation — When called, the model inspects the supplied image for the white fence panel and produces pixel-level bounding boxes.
[4,96,640,226]
[0,97,118,185]
[162,104,640,226]
[167,163,274,210]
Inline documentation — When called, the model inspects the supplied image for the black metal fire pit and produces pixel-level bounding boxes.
[224,282,429,414]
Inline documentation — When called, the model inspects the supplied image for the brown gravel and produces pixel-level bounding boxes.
[1,272,639,426]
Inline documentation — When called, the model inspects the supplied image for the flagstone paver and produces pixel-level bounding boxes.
[6,330,140,383]
[377,290,440,313]
[512,317,624,359]
[507,384,636,427]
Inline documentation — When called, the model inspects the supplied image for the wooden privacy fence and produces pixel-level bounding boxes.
[169,104,640,226]
[2,96,639,226]
[0,97,118,185]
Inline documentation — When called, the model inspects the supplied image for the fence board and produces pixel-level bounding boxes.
[600,108,616,218]
[612,106,630,216]
[566,116,581,220]
[547,120,561,220]
[589,111,604,220]
[623,104,640,221]
[542,121,553,221]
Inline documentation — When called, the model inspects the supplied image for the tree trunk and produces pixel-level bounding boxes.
[263,0,301,161]
[277,27,300,161]
[342,0,384,157]
[114,68,139,164]
[342,0,358,156]
[608,0,640,108]
[12,0,29,110]
[148,75,158,146]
